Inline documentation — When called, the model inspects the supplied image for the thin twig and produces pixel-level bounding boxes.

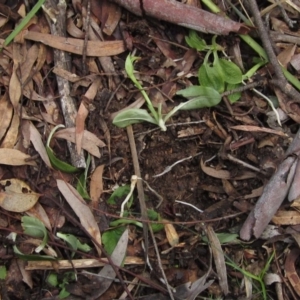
[127,125,149,260]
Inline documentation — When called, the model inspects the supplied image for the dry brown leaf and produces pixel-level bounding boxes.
[272,210,300,225]
[27,203,52,230]
[54,127,105,158]
[24,31,125,56]
[164,221,179,247]
[90,165,104,203]
[101,0,122,36]
[200,158,256,180]
[0,178,40,212]
[57,179,102,256]
[206,225,228,295]
[0,148,36,166]
[230,125,287,137]
[0,92,13,141]
[76,78,102,154]
[277,44,296,68]
[1,111,20,148]
[285,248,300,297]
[23,121,52,168]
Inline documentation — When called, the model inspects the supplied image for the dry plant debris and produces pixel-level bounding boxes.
[2,0,300,299]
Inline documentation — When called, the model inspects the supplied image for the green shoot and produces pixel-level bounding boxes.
[113,54,221,130]
[21,216,48,253]
[46,125,80,173]
[226,251,275,300]
[1,0,46,50]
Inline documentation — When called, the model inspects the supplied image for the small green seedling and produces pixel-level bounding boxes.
[46,125,80,173]
[226,251,275,300]
[46,272,76,299]
[76,153,91,200]
[0,0,46,51]
[113,54,221,130]
[56,232,91,257]
[22,216,48,253]
[0,266,7,280]
[183,32,243,103]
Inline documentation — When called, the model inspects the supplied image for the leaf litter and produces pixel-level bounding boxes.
[1,0,300,299]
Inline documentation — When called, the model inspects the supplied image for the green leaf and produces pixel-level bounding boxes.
[0,266,6,280]
[185,30,207,51]
[46,125,80,173]
[46,273,58,287]
[59,287,70,299]
[201,64,224,92]
[218,59,243,84]
[227,83,242,103]
[202,232,239,244]
[176,86,222,109]
[102,226,126,255]
[13,245,56,261]
[107,185,132,205]
[21,216,48,253]
[113,108,157,128]
[76,153,90,200]
[57,232,91,257]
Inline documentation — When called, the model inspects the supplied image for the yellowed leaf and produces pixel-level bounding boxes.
[0,179,40,212]
[0,148,36,166]
[164,221,179,247]
[272,210,300,225]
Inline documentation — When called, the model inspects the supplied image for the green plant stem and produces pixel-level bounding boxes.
[2,0,46,48]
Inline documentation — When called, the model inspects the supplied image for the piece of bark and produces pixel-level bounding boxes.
[109,0,249,35]
[240,155,297,241]
[44,0,86,168]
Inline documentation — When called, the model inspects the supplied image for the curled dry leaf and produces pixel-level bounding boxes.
[200,158,256,180]
[25,121,52,168]
[57,179,102,256]
[54,127,106,158]
[0,93,13,141]
[206,225,229,295]
[164,220,179,247]
[285,248,300,297]
[0,149,37,166]
[0,179,40,212]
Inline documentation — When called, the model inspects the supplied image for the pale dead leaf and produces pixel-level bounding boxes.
[164,221,179,247]
[57,179,102,256]
[200,158,256,180]
[54,127,105,158]
[24,31,125,56]
[76,78,101,154]
[17,260,33,289]
[206,225,229,295]
[23,121,52,168]
[0,148,36,166]
[27,202,52,230]
[230,125,287,137]
[0,179,40,212]
[75,102,89,155]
